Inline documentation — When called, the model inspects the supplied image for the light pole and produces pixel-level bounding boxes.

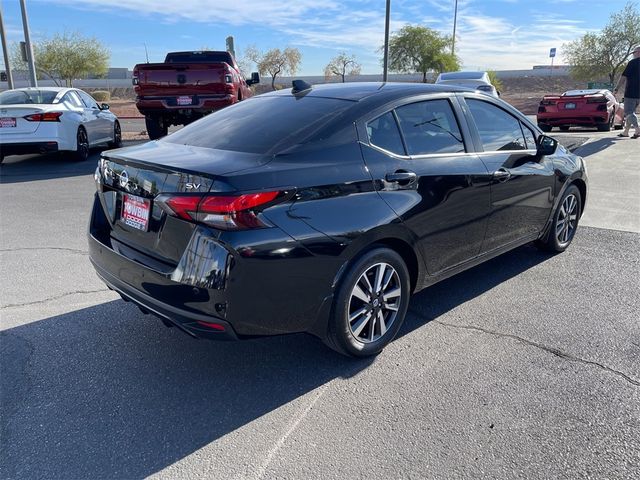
[19,0,37,87]
[0,4,15,88]
[383,0,390,82]
[451,0,458,56]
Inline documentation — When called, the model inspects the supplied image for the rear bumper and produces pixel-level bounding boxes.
[87,194,337,340]
[136,95,235,116]
[537,112,609,126]
[0,141,59,157]
[90,250,239,340]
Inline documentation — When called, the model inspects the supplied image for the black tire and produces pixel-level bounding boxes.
[538,123,552,132]
[596,111,614,132]
[559,125,570,132]
[73,127,90,162]
[326,247,411,357]
[108,121,122,148]
[536,185,581,253]
[145,115,168,140]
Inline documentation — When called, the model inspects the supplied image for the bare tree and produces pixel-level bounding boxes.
[324,52,361,82]
[246,46,302,90]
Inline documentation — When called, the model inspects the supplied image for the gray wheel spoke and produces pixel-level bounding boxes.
[369,315,377,341]
[361,274,375,297]
[349,306,368,323]
[383,287,401,301]
[381,267,394,291]
[384,303,399,312]
[377,310,387,336]
[352,312,372,337]
[352,284,370,303]
[374,264,386,294]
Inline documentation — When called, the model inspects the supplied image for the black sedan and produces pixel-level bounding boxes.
[89,82,587,357]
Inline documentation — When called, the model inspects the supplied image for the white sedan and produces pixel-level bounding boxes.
[0,87,121,163]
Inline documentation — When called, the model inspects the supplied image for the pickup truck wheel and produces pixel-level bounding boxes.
[145,116,168,140]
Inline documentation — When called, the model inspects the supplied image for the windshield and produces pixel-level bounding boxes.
[0,89,59,105]
[163,95,353,154]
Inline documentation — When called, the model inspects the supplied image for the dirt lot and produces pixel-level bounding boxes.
[103,76,591,122]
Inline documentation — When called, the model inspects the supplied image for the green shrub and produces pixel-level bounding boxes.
[92,90,111,102]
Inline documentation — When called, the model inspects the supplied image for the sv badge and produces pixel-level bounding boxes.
[186,183,201,190]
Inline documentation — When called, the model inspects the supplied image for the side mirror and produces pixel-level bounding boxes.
[100,103,110,110]
[247,72,260,85]
[537,134,558,156]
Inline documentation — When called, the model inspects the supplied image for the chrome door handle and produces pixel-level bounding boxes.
[385,171,417,185]
[493,168,511,182]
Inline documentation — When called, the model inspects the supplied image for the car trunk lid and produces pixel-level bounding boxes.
[98,141,273,265]
[0,105,54,134]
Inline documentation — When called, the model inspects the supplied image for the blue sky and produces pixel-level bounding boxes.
[1,0,632,75]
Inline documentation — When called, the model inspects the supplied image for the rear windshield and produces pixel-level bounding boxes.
[0,89,59,105]
[165,52,233,64]
[163,95,353,154]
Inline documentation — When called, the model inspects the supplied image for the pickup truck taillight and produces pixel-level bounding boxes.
[224,74,233,84]
[132,77,139,85]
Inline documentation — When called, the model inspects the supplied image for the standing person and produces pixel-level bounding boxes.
[614,45,640,139]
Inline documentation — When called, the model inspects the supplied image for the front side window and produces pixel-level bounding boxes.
[78,91,99,109]
[521,123,537,150]
[466,99,526,151]
[394,99,465,155]
[366,111,405,155]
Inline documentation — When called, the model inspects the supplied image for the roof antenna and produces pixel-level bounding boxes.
[292,79,312,94]
[144,43,150,63]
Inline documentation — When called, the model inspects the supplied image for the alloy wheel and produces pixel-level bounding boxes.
[348,262,402,343]
[77,128,89,160]
[556,194,578,246]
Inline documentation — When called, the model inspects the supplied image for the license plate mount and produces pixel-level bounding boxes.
[564,103,576,109]
[0,117,17,128]
[177,96,193,106]
[121,194,151,231]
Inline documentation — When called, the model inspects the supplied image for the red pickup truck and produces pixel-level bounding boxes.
[133,51,259,139]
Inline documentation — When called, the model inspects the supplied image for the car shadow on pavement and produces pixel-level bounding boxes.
[573,137,620,158]
[0,301,373,479]
[0,151,100,184]
[0,140,140,184]
[399,242,555,338]
[0,243,554,479]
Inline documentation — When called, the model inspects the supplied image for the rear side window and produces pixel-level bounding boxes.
[0,89,58,105]
[367,112,405,155]
[394,99,465,155]
[164,96,352,154]
[466,99,526,151]
[63,92,84,108]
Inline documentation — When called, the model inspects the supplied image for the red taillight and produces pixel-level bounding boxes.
[196,321,226,331]
[158,191,281,230]
[24,112,63,122]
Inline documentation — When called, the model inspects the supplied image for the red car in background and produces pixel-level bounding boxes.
[537,89,625,132]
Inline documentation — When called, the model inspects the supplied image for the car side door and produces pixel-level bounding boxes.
[358,95,492,276]
[459,94,556,253]
[77,90,111,143]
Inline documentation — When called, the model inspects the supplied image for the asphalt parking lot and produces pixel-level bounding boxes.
[1,128,639,479]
